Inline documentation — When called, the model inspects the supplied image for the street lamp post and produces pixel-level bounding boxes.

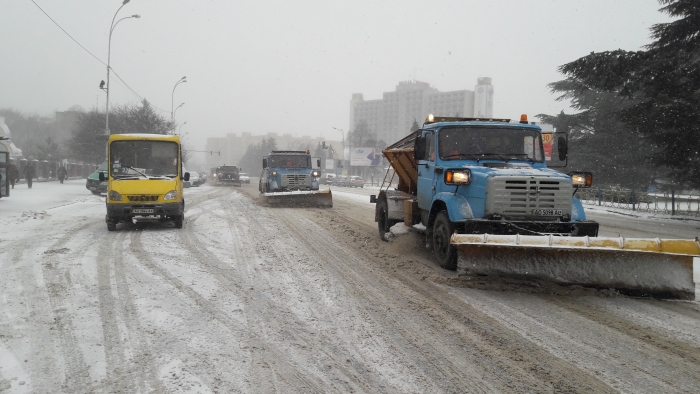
[105,0,139,135]
[178,122,187,136]
[173,103,184,123]
[332,127,348,173]
[171,76,187,121]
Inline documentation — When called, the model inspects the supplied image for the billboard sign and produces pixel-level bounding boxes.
[350,147,382,167]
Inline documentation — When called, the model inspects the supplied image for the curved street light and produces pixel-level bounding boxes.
[332,127,348,169]
[173,102,184,122]
[105,0,139,135]
[178,122,187,136]
[171,76,187,121]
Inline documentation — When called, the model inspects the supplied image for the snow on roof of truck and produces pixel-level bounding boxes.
[270,150,308,154]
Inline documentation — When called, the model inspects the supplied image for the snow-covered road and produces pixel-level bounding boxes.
[1,181,699,392]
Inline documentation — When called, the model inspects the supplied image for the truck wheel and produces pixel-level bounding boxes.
[432,211,457,270]
[377,200,391,241]
[173,215,183,229]
[107,221,117,231]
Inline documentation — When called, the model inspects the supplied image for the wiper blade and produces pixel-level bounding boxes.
[442,153,476,159]
[120,165,147,178]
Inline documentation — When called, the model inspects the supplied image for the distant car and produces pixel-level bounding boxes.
[332,176,347,187]
[189,171,201,187]
[86,161,108,195]
[348,176,365,188]
[319,173,336,185]
[239,172,250,184]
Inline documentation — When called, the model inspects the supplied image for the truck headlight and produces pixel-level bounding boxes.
[312,170,320,177]
[270,171,278,176]
[569,172,593,188]
[164,190,178,200]
[109,190,123,201]
[445,169,471,185]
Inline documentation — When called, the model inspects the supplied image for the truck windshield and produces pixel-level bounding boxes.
[217,166,239,174]
[268,155,310,168]
[109,140,179,178]
[438,127,543,162]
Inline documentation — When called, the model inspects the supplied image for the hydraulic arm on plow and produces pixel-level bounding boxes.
[371,114,699,299]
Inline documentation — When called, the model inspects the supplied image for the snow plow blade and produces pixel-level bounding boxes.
[260,189,332,208]
[452,234,700,299]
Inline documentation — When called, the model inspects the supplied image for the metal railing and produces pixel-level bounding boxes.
[577,188,700,217]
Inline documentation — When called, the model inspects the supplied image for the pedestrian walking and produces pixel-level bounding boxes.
[8,161,19,189]
[57,165,67,184]
[25,162,36,189]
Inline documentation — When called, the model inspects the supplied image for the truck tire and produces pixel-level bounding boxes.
[432,211,457,270]
[173,215,183,229]
[377,199,391,241]
[107,221,116,231]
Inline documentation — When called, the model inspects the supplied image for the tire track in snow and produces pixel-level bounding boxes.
[217,194,384,392]
[39,221,100,392]
[111,234,165,394]
[223,192,488,392]
[97,229,165,393]
[283,208,616,393]
[444,287,699,392]
[96,230,137,392]
[274,210,502,393]
[242,188,511,391]
[2,245,62,392]
[176,206,326,392]
[127,210,319,392]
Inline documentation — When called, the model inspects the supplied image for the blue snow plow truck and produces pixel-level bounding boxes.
[372,114,700,299]
[259,150,332,207]
[372,114,599,267]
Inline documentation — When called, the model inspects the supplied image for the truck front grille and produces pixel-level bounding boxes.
[485,177,572,218]
[283,174,309,188]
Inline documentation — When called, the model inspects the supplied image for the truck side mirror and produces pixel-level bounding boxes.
[99,172,106,182]
[317,159,321,168]
[557,136,568,161]
[184,172,190,181]
[262,158,267,168]
[414,136,426,161]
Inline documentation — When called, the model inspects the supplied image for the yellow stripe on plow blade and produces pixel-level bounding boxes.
[451,234,700,299]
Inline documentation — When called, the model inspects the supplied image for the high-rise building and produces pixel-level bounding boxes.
[350,78,494,143]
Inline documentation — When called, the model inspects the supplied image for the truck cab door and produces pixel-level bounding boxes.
[417,132,436,210]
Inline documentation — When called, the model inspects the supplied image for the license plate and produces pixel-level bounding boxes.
[132,208,154,214]
[89,187,96,190]
[531,209,563,216]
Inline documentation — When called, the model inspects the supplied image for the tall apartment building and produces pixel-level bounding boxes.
[350,78,494,143]
[204,132,341,171]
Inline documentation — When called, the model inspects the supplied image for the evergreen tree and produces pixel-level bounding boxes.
[549,0,700,187]
[537,81,656,188]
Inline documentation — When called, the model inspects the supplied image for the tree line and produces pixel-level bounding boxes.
[538,0,699,190]
[1,99,176,165]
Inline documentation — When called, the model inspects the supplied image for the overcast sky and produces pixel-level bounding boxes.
[1,0,672,150]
